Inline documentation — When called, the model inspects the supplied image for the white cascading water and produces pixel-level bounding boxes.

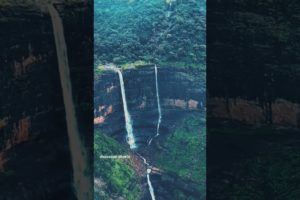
[137,154,156,200]
[106,65,156,199]
[155,65,162,137]
[146,168,156,200]
[116,69,137,149]
[149,65,162,145]
[48,4,91,199]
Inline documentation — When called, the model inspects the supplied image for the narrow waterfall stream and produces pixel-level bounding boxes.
[137,153,156,200]
[149,65,162,145]
[155,65,162,138]
[116,69,137,149]
[48,4,91,199]
[142,65,162,200]
[141,65,162,200]
[146,168,156,200]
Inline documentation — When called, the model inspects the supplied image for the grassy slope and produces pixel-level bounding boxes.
[94,129,141,200]
[155,113,206,197]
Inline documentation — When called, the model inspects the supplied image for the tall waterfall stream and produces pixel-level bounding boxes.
[111,65,162,200]
[49,4,91,199]
[116,68,137,149]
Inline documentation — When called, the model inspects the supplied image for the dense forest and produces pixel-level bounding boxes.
[94,0,206,69]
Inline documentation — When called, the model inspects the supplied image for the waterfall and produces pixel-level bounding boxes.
[149,65,162,145]
[166,11,171,17]
[166,1,172,17]
[48,4,91,199]
[155,65,162,137]
[137,153,156,200]
[116,69,137,149]
[147,168,156,200]
[108,66,156,199]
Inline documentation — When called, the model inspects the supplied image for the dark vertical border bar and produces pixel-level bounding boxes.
[0,1,94,199]
[207,0,300,199]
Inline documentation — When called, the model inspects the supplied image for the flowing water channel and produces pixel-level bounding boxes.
[149,65,162,145]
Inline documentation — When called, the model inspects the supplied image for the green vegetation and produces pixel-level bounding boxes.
[94,0,206,68]
[231,149,300,200]
[120,60,151,69]
[158,60,206,75]
[94,129,141,200]
[155,113,206,196]
[94,60,206,75]
[94,65,105,74]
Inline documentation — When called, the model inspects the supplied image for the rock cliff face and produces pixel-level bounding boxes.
[94,66,206,199]
[0,2,92,199]
[94,67,205,147]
